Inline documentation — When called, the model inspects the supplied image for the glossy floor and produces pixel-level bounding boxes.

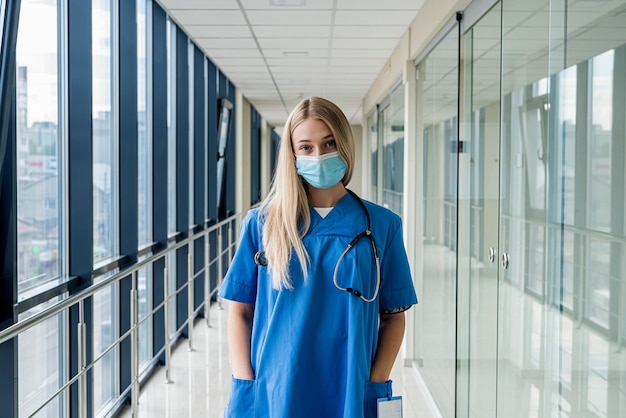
[119,300,438,418]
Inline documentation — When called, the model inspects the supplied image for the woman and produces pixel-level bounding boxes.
[219,97,417,418]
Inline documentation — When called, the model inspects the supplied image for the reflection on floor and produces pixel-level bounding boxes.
[119,300,437,418]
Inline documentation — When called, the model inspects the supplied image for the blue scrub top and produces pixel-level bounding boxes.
[219,192,418,418]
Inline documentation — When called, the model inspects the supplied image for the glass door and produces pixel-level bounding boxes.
[416,22,460,418]
[457,3,502,417]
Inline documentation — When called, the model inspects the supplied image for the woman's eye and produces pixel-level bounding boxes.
[325,140,336,148]
[300,145,311,151]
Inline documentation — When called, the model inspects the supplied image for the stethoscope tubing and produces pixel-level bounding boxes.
[253,190,382,302]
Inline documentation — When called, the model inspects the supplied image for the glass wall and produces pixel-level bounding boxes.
[137,0,152,250]
[382,83,405,216]
[15,0,63,296]
[92,0,119,414]
[18,301,66,418]
[93,0,118,265]
[136,0,152,371]
[415,21,459,418]
[15,1,66,416]
[1,0,5,49]
[411,1,626,417]
[366,111,377,201]
[496,0,626,416]
[188,39,194,228]
[166,18,177,335]
[457,3,502,417]
[4,0,241,416]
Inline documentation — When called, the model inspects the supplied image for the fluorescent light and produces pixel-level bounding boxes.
[270,0,305,6]
[282,51,309,57]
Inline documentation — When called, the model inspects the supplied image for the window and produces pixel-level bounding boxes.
[18,301,66,418]
[93,0,118,265]
[188,39,194,227]
[382,83,404,216]
[167,19,176,235]
[92,0,119,414]
[16,0,63,296]
[0,0,6,52]
[588,50,613,233]
[166,19,177,336]
[136,0,153,372]
[137,0,152,249]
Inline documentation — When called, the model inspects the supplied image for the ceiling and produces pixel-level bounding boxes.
[156,0,425,127]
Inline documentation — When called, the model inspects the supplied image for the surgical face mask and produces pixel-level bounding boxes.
[296,151,347,189]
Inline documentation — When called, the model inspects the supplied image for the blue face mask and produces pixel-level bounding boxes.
[296,152,347,189]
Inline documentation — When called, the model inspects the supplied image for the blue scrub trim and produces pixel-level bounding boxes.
[219,278,256,304]
[379,285,418,312]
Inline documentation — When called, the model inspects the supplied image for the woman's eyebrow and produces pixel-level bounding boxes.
[295,134,333,143]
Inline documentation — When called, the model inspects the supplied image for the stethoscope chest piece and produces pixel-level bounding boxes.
[254,251,267,266]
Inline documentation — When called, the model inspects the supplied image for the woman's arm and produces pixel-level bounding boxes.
[227,301,255,380]
[369,311,406,382]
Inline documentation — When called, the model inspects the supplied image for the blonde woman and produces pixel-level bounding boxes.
[219,97,417,418]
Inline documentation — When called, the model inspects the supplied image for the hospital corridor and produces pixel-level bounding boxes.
[1,0,626,417]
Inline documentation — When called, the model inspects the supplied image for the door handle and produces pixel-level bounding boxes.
[501,252,509,269]
[488,247,496,263]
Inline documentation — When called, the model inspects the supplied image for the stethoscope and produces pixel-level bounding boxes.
[254,190,381,303]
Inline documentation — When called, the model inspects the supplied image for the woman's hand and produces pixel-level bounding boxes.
[227,301,256,380]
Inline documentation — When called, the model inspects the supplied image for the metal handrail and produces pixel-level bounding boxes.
[0,211,241,418]
[0,213,239,345]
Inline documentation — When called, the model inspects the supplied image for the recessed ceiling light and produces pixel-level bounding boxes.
[282,51,309,57]
[270,0,305,6]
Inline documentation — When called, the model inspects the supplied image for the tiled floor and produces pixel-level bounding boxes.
[119,300,439,418]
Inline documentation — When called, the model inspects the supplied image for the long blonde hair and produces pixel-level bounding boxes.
[260,97,355,290]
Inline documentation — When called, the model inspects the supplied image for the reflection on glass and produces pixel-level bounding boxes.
[497,0,626,416]
[1,0,5,53]
[136,0,152,374]
[93,282,118,413]
[458,5,502,416]
[204,58,209,219]
[138,263,152,371]
[167,19,176,234]
[168,252,177,337]
[367,112,377,201]
[416,24,458,418]
[137,0,152,249]
[93,0,117,265]
[188,39,194,227]
[556,66,577,227]
[588,51,613,233]
[382,83,404,217]
[18,300,65,418]
[16,0,62,295]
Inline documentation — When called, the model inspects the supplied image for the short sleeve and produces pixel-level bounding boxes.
[218,210,260,304]
[378,220,418,311]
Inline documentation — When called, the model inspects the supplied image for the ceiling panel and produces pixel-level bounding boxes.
[246,10,332,25]
[169,10,246,25]
[196,38,258,49]
[258,37,330,49]
[334,10,415,26]
[332,38,398,50]
[240,0,336,10]
[337,0,424,10]
[158,0,238,10]
[330,49,390,58]
[253,25,330,38]
[158,0,424,126]
[185,25,251,38]
[333,25,406,38]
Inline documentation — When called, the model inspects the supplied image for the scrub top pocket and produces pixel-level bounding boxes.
[224,377,257,417]
[364,380,392,418]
